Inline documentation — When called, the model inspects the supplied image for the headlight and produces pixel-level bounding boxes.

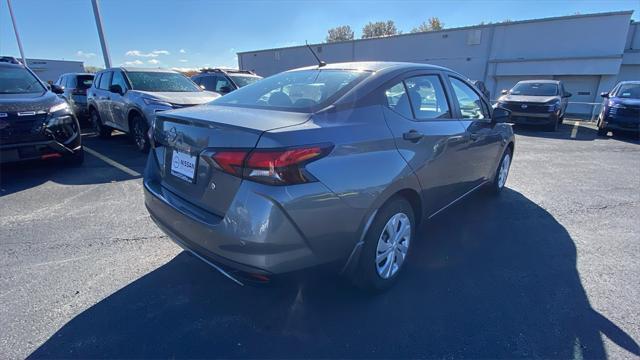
[48,115,74,126]
[49,102,69,113]
[609,101,626,109]
[143,97,173,108]
[546,100,560,111]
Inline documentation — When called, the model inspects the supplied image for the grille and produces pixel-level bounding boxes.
[501,102,550,113]
[0,112,50,145]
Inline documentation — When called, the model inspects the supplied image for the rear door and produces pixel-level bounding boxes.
[107,70,129,130]
[381,71,470,215]
[448,76,502,190]
[95,71,114,126]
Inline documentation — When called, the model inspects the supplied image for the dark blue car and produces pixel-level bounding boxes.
[597,81,640,136]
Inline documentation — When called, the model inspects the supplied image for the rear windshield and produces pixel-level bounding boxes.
[76,75,94,90]
[213,69,370,112]
[126,72,201,92]
[229,75,262,88]
[510,82,558,96]
[0,67,46,94]
[614,83,640,99]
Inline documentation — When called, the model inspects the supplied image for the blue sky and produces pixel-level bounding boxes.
[1,0,638,70]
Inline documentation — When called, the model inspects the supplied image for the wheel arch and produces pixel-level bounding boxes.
[127,108,146,132]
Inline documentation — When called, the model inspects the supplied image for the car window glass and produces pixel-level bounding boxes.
[111,71,128,91]
[215,77,232,92]
[450,77,487,119]
[98,72,112,90]
[201,76,217,91]
[384,82,413,119]
[404,75,450,120]
[93,73,101,88]
[68,76,76,88]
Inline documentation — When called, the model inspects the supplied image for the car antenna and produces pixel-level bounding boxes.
[305,41,326,68]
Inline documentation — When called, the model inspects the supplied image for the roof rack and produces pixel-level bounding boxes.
[199,67,256,75]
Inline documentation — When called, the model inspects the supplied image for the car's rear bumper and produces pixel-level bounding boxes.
[508,111,558,125]
[144,177,343,275]
[0,135,81,164]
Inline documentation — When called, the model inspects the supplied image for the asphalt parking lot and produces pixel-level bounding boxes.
[1,122,639,359]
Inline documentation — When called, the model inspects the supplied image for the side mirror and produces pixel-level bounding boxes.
[109,84,124,95]
[50,84,64,94]
[501,89,508,95]
[563,92,572,98]
[219,86,232,94]
[492,107,511,124]
[600,92,609,98]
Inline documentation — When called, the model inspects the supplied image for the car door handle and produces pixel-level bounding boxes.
[403,130,424,142]
[469,133,480,141]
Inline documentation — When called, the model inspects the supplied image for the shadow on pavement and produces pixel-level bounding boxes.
[513,122,640,144]
[0,132,146,197]
[29,189,639,358]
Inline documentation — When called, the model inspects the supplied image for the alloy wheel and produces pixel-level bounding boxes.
[498,152,511,189]
[375,212,411,279]
[133,120,147,150]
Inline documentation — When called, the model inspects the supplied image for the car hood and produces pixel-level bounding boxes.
[133,90,220,105]
[0,91,62,112]
[611,97,640,107]
[502,94,559,103]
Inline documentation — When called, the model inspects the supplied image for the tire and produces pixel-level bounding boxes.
[131,114,150,153]
[91,109,111,138]
[351,197,415,291]
[488,147,513,195]
[544,118,559,132]
[64,148,84,166]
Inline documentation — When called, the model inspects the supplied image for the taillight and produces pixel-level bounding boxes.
[211,144,332,185]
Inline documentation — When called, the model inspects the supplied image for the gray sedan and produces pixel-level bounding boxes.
[144,62,514,290]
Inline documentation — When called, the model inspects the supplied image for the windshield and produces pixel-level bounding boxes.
[510,82,558,96]
[76,75,94,90]
[127,72,201,92]
[229,75,262,88]
[213,69,370,112]
[0,67,46,94]
[614,83,640,99]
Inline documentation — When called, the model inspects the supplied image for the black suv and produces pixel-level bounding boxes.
[191,68,262,95]
[0,61,83,165]
[54,73,94,120]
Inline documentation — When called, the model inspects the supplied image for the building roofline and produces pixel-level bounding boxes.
[237,10,634,56]
[26,58,84,64]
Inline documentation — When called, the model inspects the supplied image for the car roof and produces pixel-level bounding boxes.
[117,67,178,73]
[617,80,640,85]
[517,79,561,84]
[0,62,25,69]
[60,72,94,77]
[291,61,452,73]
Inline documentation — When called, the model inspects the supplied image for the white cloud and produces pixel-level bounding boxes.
[123,60,143,66]
[125,50,170,57]
[148,59,160,65]
[179,49,186,54]
[179,59,188,63]
[76,50,96,59]
[171,67,198,73]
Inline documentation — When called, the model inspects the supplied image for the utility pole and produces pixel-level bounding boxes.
[7,0,26,65]
[91,0,111,68]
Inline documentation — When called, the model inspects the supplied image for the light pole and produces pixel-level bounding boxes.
[91,0,112,68]
[6,0,26,65]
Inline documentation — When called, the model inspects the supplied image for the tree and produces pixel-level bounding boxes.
[410,17,444,33]
[361,20,400,39]
[326,25,355,42]
[84,66,103,73]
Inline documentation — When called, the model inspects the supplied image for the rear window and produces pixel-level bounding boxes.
[213,69,370,112]
[76,75,94,90]
[510,82,558,96]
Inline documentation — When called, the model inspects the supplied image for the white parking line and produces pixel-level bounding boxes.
[84,146,141,177]
[570,121,580,139]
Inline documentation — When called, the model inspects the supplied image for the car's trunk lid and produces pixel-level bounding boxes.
[153,104,310,216]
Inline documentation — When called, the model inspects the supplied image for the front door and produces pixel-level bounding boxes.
[448,76,503,190]
[381,72,469,216]
[107,70,129,130]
